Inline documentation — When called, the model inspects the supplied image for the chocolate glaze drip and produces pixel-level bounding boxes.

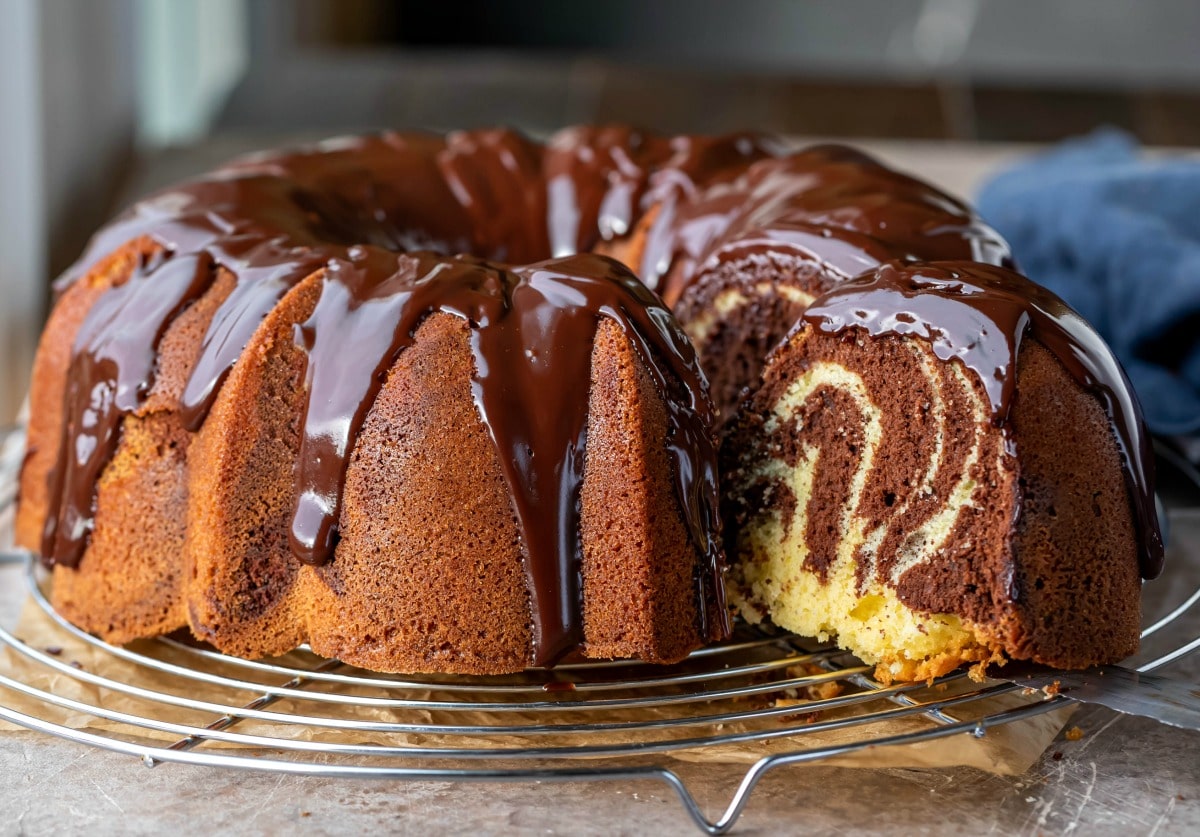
[634,133,783,289]
[289,248,722,663]
[544,125,666,256]
[43,251,214,566]
[654,146,1013,306]
[801,260,1164,580]
[178,242,327,429]
[49,128,778,446]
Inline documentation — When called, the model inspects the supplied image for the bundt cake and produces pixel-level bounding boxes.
[14,124,1163,680]
[723,261,1164,682]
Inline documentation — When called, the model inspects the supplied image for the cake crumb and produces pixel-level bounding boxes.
[783,663,844,701]
[1051,751,1063,761]
[1042,680,1061,697]
[1064,726,1084,741]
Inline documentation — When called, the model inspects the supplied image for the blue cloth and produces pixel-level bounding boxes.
[977,129,1200,437]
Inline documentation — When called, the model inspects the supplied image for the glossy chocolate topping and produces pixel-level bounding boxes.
[43,251,214,565]
[801,260,1164,579]
[653,145,1013,306]
[543,125,777,259]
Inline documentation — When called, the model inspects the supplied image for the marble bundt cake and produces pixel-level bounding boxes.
[724,261,1164,682]
[15,125,1161,679]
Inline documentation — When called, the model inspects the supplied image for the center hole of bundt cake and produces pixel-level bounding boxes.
[293,188,469,255]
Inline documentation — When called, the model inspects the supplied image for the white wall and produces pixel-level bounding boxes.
[40,0,139,274]
[138,0,248,147]
[0,0,47,424]
[0,0,139,423]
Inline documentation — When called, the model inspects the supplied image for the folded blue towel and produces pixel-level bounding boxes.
[977,129,1200,437]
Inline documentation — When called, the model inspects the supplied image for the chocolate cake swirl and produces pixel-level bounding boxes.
[801,261,1162,580]
[637,145,1013,426]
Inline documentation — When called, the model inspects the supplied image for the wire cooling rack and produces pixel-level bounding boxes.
[0,425,1198,835]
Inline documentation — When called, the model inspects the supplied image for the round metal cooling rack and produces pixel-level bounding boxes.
[1,426,1198,834]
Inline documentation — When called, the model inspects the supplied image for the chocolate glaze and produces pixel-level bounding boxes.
[543,126,778,259]
[653,145,1012,307]
[800,260,1164,580]
[544,125,667,256]
[42,251,214,566]
[438,129,549,261]
[49,128,778,448]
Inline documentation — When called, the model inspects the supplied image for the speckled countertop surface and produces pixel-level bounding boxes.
[3,141,1200,835]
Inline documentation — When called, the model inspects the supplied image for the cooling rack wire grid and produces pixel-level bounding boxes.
[0,424,1197,834]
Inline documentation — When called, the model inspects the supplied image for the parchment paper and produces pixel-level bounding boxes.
[0,597,1072,774]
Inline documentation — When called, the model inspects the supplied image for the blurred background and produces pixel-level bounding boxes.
[3,0,1200,423]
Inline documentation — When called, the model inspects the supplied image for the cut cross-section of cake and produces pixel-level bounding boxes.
[724,261,1164,682]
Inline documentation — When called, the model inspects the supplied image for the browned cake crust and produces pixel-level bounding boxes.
[21,127,747,675]
[23,243,715,671]
[17,239,207,642]
[183,271,321,660]
[23,248,724,674]
[52,264,236,643]
[301,313,537,672]
[1005,343,1142,667]
[17,241,157,551]
[580,320,710,663]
